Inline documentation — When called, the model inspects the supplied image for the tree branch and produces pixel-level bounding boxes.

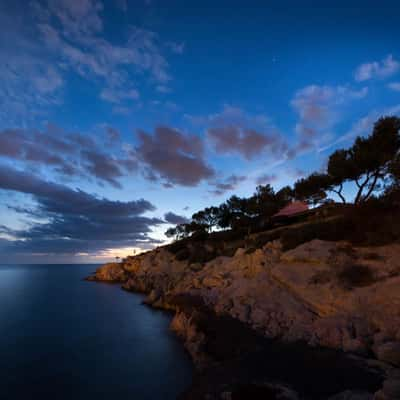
[354,174,371,204]
[363,170,381,201]
[332,183,346,203]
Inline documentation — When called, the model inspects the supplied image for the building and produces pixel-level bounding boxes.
[272,201,310,224]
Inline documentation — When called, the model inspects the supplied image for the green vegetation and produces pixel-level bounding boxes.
[166,184,293,239]
[166,116,400,247]
[295,116,400,205]
[336,264,376,289]
[309,261,378,289]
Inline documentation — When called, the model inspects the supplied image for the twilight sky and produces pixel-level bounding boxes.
[1,0,400,263]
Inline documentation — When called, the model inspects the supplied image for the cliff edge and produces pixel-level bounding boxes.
[87,238,400,399]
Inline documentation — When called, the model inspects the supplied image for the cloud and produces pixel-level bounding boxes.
[164,212,189,225]
[0,51,64,125]
[291,85,368,149]
[187,105,288,160]
[208,126,287,160]
[167,41,185,54]
[81,150,136,188]
[136,125,215,186]
[319,103,400,152]
[286,139,315,159]
[291,168,305,179]
[164,101,181,112]
[112,106,131,115]
[0,163,162,256]
[209,174,246,196]
[186,104,269,129]
[0,126,137,187]
[0,0,176,122]
[42,0,104,36]
[255,173,277,185]
[0,0,178,124]
[0,128,74,172]
[354,55,400,82]
[292,85,368,133]
[156,85,172,93]
[388,82,400,92]
[105,126,121,142]
[31,65,64,94]
[114,0,128,12]
[100,88,139,103]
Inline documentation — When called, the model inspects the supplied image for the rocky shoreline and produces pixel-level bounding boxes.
[86,239,400,399]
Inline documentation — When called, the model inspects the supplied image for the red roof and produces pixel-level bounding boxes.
[273,201,309,218]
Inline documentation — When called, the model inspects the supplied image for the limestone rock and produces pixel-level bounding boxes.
[170,312,209,368]
[281,239,338,264]
[202,275,226,288]
[87,262,128,282]
[143,289,162,305]
[90,239,400,375]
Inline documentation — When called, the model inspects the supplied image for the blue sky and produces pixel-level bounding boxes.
[1,0,400,263]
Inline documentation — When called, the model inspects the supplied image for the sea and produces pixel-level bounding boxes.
[0,264,193,400]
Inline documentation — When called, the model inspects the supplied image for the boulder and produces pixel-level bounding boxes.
[281,239,338,264]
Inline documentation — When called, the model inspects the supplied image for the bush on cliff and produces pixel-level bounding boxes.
[280,218,349,250]
[336,263,377,289]
[280,195,400,250]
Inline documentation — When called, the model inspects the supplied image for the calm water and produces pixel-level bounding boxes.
[0,264,193,399]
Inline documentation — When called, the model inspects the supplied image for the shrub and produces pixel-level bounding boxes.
[188,249,216,264]
[336,264,376,289]
[245,247,257,254]
[280,218,350,251]
[209,228,246,242]
[175,247,190,261]
[167,238,189,254]
[190,230,209,241]
[281,200,400,251]
[167,194,400,264]
[248,230,283,249]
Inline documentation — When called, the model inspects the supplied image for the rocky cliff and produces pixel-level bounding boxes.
[87,238,400,399]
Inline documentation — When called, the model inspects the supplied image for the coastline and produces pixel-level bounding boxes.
[86,239,400,399]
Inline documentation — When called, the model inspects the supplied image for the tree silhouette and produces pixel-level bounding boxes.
[294,173,330,205]
[327,150,354,203]
[389,153,400,187]
[296,116,400,204]
[192,206,221,232]
[165,224,189,240]
[165,116,400,241]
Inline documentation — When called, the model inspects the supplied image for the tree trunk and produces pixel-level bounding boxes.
[354,174,371,204]
[363,171,380,201]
